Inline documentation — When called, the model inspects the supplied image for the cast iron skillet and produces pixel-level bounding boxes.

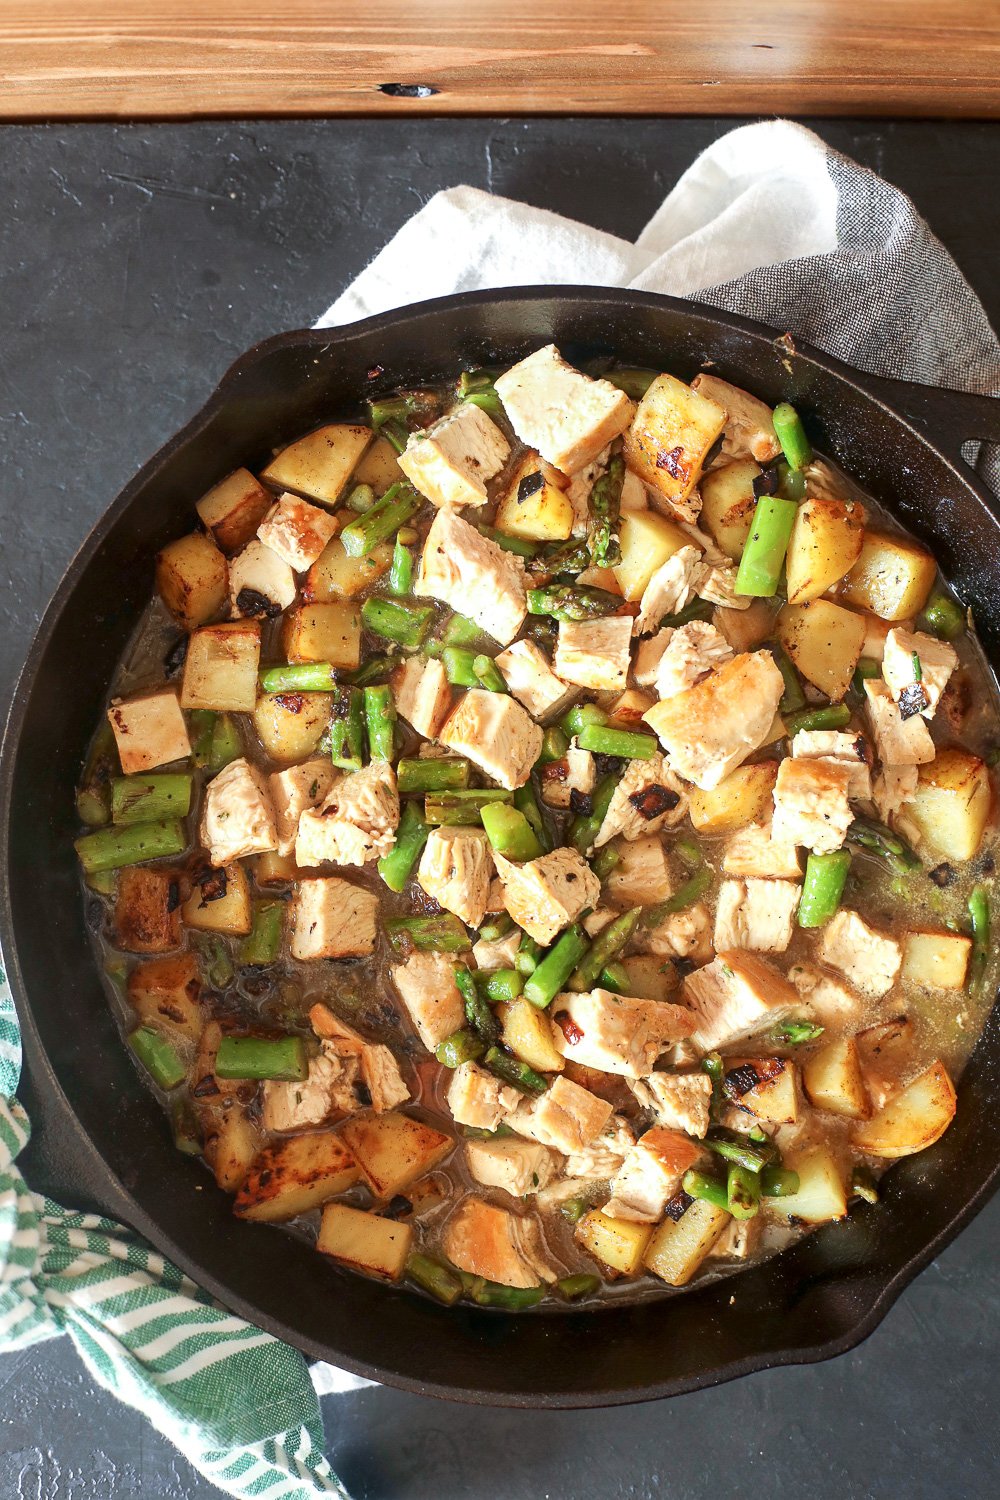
[4,289,1000,1407]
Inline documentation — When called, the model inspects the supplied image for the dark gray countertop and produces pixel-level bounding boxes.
[1,119,998,1500]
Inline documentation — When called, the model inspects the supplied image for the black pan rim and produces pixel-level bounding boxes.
[3,285,999,1406]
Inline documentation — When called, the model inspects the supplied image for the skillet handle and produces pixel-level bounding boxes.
[860,375,1000,462]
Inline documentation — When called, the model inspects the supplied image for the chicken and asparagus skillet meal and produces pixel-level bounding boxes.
[74,345,998,1308]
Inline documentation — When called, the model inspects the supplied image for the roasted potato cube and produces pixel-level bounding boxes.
[261,424,374,507]
[283,602,361,670]
[108,688,191,775]
[623,374,726,522]
[497,997,565,1074]
[840,529,937,621]
[713,598,779,654]
[576,1209,652,1277]
[851,1060,956,1159]
[156,531,229,630]
[770,1145,847,1223]
[115,866,182,954]
[127,951,202,1044]
[785,498,865,606]
[204,1101,261,1193]
[181,620,261,713]
[340,1111,453,1200]
[777,599,866,701]
[317,1203,413,1280]
[802,1037,870,1119]
[699,457,761,561]
[252,692,332,765]
[901,930,972,991]
[907,748,991,862]
[182,862,253,935]
[687,761,778,834]
[612,508,691,602]
[856,1016,915,1110]
[494,452,574,542]
[350,434,402,496]
[723,1056,798,1125]
[253,850,303,886]
[233,1132,360,1222]
[642,1198,729,1285]
[196,468,274,554]
[304,537,393,601]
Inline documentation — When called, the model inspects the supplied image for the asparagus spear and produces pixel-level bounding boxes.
[847,816,920,873]
[214,1035,308,1082]
[681,1169,730,1213]
[760,1167,800,1198]
[75,818,187,874]
[538,726,570,764]
[477,524,541,559]
[237,901,284,965]
[969,885,990,978]
[425,789,513,826]
[385,913,469,953]
[389,537,414,596]
[435,1029,487,1067]
[259,662,338,693]
[771,643,806,714]
[455,965,501,1045]
[772,402,813,470]
[575,724,657,760]
[364,684,397,761]
[770,1018,825,1044]
[920,593,966,641]
[480,802,543,860]
[561,703,608,739]
[703,1131,778,1173]
[473,968,523,1004]
[523,925,589,1009]
[328,685,365,770]
[340,482,421,557]
[473,654,508,693]
[590,844,619,881]
[344,482,376,513]
[361,596,433,649]
[442,647,479,688]
[797,850,851,928]
[406,1253,463,1306]
[727,1163,761,1221]
[483,1046,548,1094]
[111,774,192,825]
[569,773,617,855]
[734,496,797,597]
[526,585,621,621]
[567,908,642,991]
[377,801,430,892]
[396,757,471,795]
[514,783,551,852]
[556,1273,602,1301]
[345,654,395,687]
[128,1026,187,1090]
[599,960,630,993]
[170,1097,203,1156]
[587,454,625,568]
[604,368,658,400]
[514,936,543,977]
[461,1274,544,1309]
[784,703,851,736]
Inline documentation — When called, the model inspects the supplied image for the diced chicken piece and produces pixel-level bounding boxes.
[792,729,873,801]
[228,539,297,618]
[710,1215,764,1261]
[417,826,493,928]
[605,1128,703,1222]
[552,989,694,1078]
[257,493,338,572]
[447,1062,521,1131]
[722,816,802,880]
[107,687,191,775]
[634,629,673,687]
[634,545,703,636]
[289,877,378,960]
[391,655,453,740]
[696,564,751,611]
[565,446,611,537]
[439,689,543,790]
[644,651,784,790]
[627,1072,713,1138]
[554,616,633,693]
[771,757,853,854]
[788,964,864,1026]
[684,952,800,1052]
[493,847,601,946]
[442,1197,556,1288]
[819,909,902,999]
[494,345,634,474]
[882,627,958,720]
[262,1042,359,1132]
[593,753,687,847]
[416,509,527,646]
[582,908,616,938]
[472,929,522,972]
[563,1115,637,1179]
[690,374,781,464]
[360,1045,411,1113]
[873,764,919,824]
[539,746,596,810]
[398,401,510,510]
[864,679,935,766]
[605,834,673,909]
[295,759,399,867]
[713,878,800,953]
[391,952,466,1050]
[512,1075,614,1154]
[713,599,778,654]
[485,877,507,912]
[269,758,337,856]
[495,638,576,722]
[464,1138,560,1198]
[637,901,715,964]
[200,757,279,866]
[654,621,734,699]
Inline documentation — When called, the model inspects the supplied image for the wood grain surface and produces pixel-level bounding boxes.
[2,1,999,119]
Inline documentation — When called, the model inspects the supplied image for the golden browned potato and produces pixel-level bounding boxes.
[261,424,373,506]
[612,509,691,601]
[340,1111,453,1200]
[784,498,865,605]
[252,691,332,764]
[768,1146,847,1223]
[180,620,262,713]
[577,1210,653,1277]
[497,998,565,1073]
[724,1056,799,1125]
[156,532,229,630]
[851,1061,957,1158]
[802,1037,870,1120]
[283,602,362,670]
[687,761,778,834]
[234,1133,360,1222]
[127,952,202,1044]
[349,434,402,495]
[839,529,937,621]
[900,930,972,991]
[181,862,253,935]
[623,374,726,522]
[699,457,761,561]
[777,599,866,700]
[114,866,182,954]
[907,748,991,862]
[204,1103,261,1193]
[494,452,574,541]
[642,1198,729,1285]
[195,468,273,554]
[316,1203,413,1280]
[305,537,393,601]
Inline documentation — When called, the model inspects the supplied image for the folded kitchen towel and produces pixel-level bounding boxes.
[5,120,1000,1491]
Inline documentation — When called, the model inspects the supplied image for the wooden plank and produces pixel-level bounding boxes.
[1,1,999,119]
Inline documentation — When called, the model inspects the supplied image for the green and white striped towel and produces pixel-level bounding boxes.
[0,959,346,1499]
